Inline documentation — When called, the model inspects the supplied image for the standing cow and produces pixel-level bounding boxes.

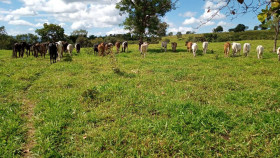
[256,45,264,59]
[75,43,81,53]
[122,41,128,52]
[93,44,99,55]
[49,42,57,64]
[171,42,177,52]
[232,42,241,56]
[161,41,168,52]
[185,42,193,53]
[140,42,149,58]
[243,43,251,57]
[67,44,74,56]
[224,42,231,57]
[192,43,198,57]
[202,42,208,54]
[56,41,63,61]
[115,42,121,53]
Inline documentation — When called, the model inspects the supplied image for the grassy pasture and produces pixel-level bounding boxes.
[0,40,280,157]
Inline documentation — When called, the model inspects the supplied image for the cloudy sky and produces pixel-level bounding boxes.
[0,0,264,36]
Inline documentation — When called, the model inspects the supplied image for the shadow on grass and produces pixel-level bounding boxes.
[113,68,136,78]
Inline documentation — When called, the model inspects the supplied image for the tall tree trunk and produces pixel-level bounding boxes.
[273,20,280,52]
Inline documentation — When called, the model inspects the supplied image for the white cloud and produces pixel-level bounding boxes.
[11,7,37,16]
[0,0,11,4]
[8,20,34,26]
[179,11,197,17]
[183,17,200,25]
[106,27,129,35]
[168,27,195,34]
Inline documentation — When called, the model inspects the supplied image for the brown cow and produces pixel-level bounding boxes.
[171,42,177,52]
[224,42,231,57]
[115,42,121,53]
[185,42,193,52]
[98,43,105,56]
[105,43,114,55]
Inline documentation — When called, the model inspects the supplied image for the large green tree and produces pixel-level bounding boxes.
[258,1,280,52]
[116,0,178,41]
[35,23,65,42]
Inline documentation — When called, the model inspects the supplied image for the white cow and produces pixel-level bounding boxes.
[256,45,264,59]
[192,43,198,57]
[56,41,63,61]
[67,44,74,56]
[140,42,148,58]
[232,42,242,56]
[243,43,251,57]
[202,42,208,54]
[277,47,280,61]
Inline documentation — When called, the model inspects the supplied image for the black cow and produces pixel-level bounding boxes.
[13,42,27,58]
[93,44,99,55]
[75,43,81,53]
[49,42,57,64]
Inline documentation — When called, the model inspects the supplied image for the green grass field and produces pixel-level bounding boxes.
[0,40,280,157]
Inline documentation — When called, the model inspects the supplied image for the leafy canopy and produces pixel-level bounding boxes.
[116,0,177,39]
[35,23,65,42]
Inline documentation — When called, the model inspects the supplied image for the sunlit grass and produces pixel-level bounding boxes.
[0,39,279,157]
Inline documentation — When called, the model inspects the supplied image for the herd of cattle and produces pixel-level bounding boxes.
[13,41,80,63]
[12,40,280,63]
[13,41,129,63]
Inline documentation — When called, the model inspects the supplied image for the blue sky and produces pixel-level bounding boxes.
[0,0,264,36]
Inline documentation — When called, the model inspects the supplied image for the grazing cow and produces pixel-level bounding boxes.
[48,42,57,64]
[13,43,22,58]
[232,42,242,56]
[105,43,114,55]
[171,42,177,52]
[93,44,99,55]
[115,42,121,53]
[30,44,35,56]
[224,42,231,57]
[62,41,68,56]
[98,43,105,56]
[161,41,168,52]
[256,45,264,59]
[192,43,198,57]
[40,42,48,58]
[75,43,81,53]
[243,43,251,57]
[202,42,208,54]
[67,44,74,56]
[56,41,63,61]
[33,43,40,58]
[140,42,148,58]
[122,41,128,52]
[277,47,280,61]
[185,42,193,52]
[25,44,32,56]
[138,40,143,51]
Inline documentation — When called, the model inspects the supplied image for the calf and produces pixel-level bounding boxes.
[171,42,177,52]
[224,42,231,57]
[243,43,251,57]
[277,47,280,61]
[49,42,57,64]
[105,43,114,55]
[256,45,264,59]
[185,42,193,53]
[161,41,168,52]
[56,41,63,61]
[232,42,241,56]
[75,43,81,53]
[115,42,121,53]
[67,44,74,56]
[192,43,198,57]
[93,44,99,55]
[202,42,208,54]
[122,41,128,52]
[98,43,105,56]
[140,42,149,58]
